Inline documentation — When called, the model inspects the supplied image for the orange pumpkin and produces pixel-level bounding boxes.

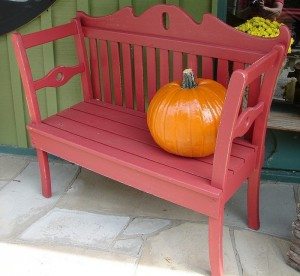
[147,69,226,157]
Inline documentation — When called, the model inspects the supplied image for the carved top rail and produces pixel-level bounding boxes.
[76,5,290,56]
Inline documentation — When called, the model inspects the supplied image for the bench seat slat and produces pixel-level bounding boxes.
[29,123,217,195]
[43,101,256,178]
[45,114,215,180]
[73,101,147,130]
[89,99,146,117]
[63,104,256,170]
[72,101,256,167]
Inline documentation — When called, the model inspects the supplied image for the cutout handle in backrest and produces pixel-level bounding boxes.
[33,64,85,91]
[162,12,170,30]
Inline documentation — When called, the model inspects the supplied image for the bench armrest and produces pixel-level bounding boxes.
[211,44,287,190]
[11,19,92,124]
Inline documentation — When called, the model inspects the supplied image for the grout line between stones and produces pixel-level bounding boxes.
[55,165,81,207]
[0,158,30,182]
[109,216,135,251]
[0,181,9,191]
[133,236,147,276]
[229,228,244,276]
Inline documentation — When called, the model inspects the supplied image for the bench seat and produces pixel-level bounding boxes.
[28,99,257,217]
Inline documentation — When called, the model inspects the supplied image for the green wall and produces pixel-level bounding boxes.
[0,0,216,148]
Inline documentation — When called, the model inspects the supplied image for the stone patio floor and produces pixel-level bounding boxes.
[0,153,299,275]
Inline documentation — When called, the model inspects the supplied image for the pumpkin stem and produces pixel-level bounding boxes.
[182,68,197,89]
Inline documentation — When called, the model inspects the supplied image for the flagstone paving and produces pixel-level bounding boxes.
[0,161,79,239]
[57,169,146,215]
[113,237,144,256]
[0,180,8,190]
[123,218,171,236]
[135,223,239,276]
[225,182,296,239]
[0,153,298,275]
[0,154,29,180]
[234,230,298,276]
[19,208,131,250]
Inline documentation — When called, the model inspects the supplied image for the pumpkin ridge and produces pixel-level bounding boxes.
[202,90,221,130]
[189,89,199,156]
[192,89,205,157]
[165,88,183,154]
[158,89,179,152]
[204,84,226,104]
[174,93,180,155]
[200,92,213,156]
[200,86,225,113]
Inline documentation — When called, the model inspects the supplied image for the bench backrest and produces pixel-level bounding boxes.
[77,5,289,112]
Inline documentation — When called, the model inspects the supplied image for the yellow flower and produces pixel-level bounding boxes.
[236,17,294,54]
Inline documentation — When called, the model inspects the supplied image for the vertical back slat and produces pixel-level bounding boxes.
[122,43,134,108]
[187,54,198,76]
[173,51,182,81]
[74,19,93,101]
[110,41,122,106]
[89,38,101,99]
[146,47,157,101]
[202,56,213,79]
[159,49,169,87]
[134,45,144,112]
[99,40,111,103]
[217,59,229,87]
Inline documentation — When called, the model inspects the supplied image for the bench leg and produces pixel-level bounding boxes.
[36,149,52,198]
[247,169,261,230]
[209,211,224,276]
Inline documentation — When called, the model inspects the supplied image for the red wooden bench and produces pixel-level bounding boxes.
[12,5,290,275]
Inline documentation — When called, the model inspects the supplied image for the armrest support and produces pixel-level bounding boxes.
[233,102,264,139]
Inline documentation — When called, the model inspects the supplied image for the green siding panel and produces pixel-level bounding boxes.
[76,0,90,13]
[180,0,211,22]
[0,0,215,148]
[90,0,119,16]
[0,36,18,146]
[133,0,164,15]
